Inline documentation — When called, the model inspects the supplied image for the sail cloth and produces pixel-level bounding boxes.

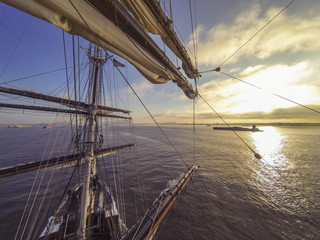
[120,0,199,80]
[2,0,197,99]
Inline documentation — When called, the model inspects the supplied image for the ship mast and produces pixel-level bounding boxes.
[78,45,103,239]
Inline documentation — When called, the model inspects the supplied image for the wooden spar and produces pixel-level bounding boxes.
[121,165,198,240]
[145,166,197,239]
[121,0,199,79]
[87,0,197,99]
[0,86,130,114]
[87,0,178,76]
[0,103,132,120]
[0,144,135,179]
[145,0,199,79]
[1,0,197,99]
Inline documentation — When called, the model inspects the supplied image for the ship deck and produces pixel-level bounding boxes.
[38,177,125,239]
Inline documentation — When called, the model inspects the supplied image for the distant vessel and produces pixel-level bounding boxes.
[43,125,52,129]
[8,125,29,128]
[213,124,263,132]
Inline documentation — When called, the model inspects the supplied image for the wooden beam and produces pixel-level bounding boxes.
[0,144,135,179]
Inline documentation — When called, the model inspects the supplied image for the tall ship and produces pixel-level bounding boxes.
[0,0,199,239]
[1,1,320,240]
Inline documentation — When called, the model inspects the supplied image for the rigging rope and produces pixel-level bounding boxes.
[0,65,87,86]
[70,0,198,102]
[62,31,71,100]
[198,93,262,160]
[199,0,296,72]
[198,93,320,228]
[63,31,75,139]
[0,16,31,82]
[27,124,73,237]
[193,99,196,162]
[35,122,72,233]
[69,0,173,78]
[113,62,190,168]
[64,0,320,236]
[219,70,320,115]
[197,143,320,235]
[14,132,54,240]
[188,0,198,70]
[12,33,92,236]
[15,114,67,239]
[257,158,320,227]
[72,35,79,143]
[66,0,193,168]
[67,2,194,170]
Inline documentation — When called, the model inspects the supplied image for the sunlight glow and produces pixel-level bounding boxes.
[248,127,301,206]
[221,62,317,114]
[251,127,286,166]
[251,127,295,179]
[249,127,289,190]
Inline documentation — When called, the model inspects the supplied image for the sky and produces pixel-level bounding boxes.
[0,0,320,124]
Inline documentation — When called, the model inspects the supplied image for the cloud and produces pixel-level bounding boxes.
[136,102,320,124]
[198,104,320,123]
[126,78,185,101]
[196,62,319,118]
[195,3,320,67]
[128,78,154,98]
[132,2,320,124]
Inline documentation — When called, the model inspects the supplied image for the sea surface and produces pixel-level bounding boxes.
[0,124,320,239]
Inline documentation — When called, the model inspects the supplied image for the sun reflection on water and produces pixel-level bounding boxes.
[251,127,287,169]
[249,127,295,198]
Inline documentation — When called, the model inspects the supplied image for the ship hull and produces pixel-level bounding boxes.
[39,178,126,239]
[213,127,262,132]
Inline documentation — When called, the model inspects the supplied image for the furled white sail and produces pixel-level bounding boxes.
[1,0,197,99]
[120,0,199,79]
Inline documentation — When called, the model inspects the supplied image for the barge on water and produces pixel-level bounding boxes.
[213,124,263,132]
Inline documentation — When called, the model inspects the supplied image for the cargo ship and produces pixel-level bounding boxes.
[213,124,263,132]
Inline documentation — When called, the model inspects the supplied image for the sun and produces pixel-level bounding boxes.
[221,62,317,114]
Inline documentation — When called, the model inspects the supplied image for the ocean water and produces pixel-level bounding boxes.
[0,124,319,239]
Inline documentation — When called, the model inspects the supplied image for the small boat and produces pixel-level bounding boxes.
[213,124,263,132]
[43,125,52,129]
[8,125,29,128]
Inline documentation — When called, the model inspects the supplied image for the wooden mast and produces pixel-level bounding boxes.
[78,45,102,239]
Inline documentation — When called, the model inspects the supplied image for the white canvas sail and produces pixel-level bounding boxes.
[1,0,197,99]
[0,1,201,239]
[120,0,199,79]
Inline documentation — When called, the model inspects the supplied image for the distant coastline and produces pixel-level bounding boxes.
[207,122,320,127]
[142,122,320,126]
[1,122,320,127]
